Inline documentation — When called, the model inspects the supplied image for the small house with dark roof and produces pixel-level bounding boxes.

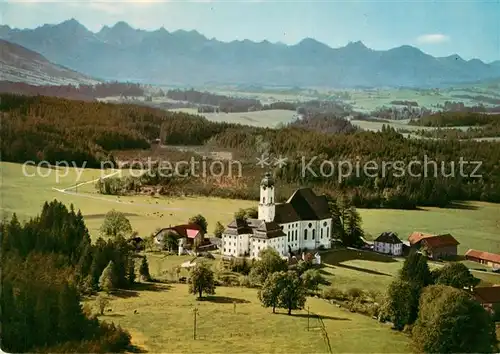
[222,172,332,259]
[473,286,500,315]
[374,232,403,256]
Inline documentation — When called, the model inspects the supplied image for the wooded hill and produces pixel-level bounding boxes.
[2,94,500,208]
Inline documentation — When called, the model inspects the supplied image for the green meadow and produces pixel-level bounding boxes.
[3,161,499,255]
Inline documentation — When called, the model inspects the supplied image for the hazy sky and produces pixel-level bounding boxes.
[1,1,499,62]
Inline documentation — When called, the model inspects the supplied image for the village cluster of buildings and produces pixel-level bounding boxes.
[145,173,500,315]
[149,173,500,273]
[373,231,500,270]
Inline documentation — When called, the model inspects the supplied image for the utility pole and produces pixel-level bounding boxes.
[193,308,198,340]
[307,306,310,331]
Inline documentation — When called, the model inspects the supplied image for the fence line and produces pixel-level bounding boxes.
[308,310,333,354]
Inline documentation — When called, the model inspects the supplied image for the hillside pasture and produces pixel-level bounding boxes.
[3,161,499,254]
[91,283,411,353]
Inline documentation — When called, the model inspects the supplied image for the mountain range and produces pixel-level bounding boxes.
[1,19,500,88]
[0,38,98,86]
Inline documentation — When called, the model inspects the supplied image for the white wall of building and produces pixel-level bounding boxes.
[374,242,403,256]
[258,185,275,222]
[222,233,253,257]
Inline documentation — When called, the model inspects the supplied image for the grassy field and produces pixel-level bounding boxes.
[88,248,498,353]
[89,283,411,353]
[0,162,254,238]
[3,161,499,254]
[169,108,297,128]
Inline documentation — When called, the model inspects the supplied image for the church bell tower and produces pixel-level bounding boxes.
[258,172,275,222]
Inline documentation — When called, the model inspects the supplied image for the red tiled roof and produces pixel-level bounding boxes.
[421,234,459,249]
[474,286,500,304]
[186,229,201,239]
[408,232,435,245]
[465,249,500,264]
[162,223,203,238]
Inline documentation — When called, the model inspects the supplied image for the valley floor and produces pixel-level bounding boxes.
[2,162,499,254]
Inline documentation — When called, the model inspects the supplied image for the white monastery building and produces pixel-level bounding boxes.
[222,172,332,259]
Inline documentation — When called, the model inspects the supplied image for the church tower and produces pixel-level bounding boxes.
[258,172,275,222]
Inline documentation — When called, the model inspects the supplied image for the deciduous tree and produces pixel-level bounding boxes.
[413,285,496,353]
[213,221,225,238]
[99,210,133,239]
[188,214,208,234]
[249,248,288,284]
[189,262,216,299]
[278,271,307,315]
[258,271,286,313]
[96,294,110,315]
[435,262,480,289]
[300,268,325,294]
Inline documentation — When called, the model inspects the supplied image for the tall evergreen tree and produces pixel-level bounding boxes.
[127,258,136,285]
[99,261,116,294]
[344,206,364,247]
[399,250,432,287]
[139,256,151,281]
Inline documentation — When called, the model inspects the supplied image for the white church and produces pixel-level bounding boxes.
[222,172,333,259]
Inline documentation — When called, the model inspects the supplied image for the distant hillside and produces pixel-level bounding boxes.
[0,39,98,85]
[1,19,500,88]
[0,81,144,101]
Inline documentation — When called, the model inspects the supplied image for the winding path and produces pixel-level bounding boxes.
[50,171,233,214]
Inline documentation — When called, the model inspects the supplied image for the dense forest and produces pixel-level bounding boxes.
[166,88,261,113]
[414,111,500,127]
[0,81,144,101]
[435,100,500,113]
[1,201,135,352]
[3,94,500,208]
[0,93,240,166]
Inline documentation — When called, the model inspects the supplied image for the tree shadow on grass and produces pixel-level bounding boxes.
[198,296,250,304]
[127,345,148,353]
[275,312,351,321]
[445,201,479,210]
[112,283,170,298]
[132,282,171,292]
[321,248,399,265]
[332,263,392,277]
[112,289,139,298]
